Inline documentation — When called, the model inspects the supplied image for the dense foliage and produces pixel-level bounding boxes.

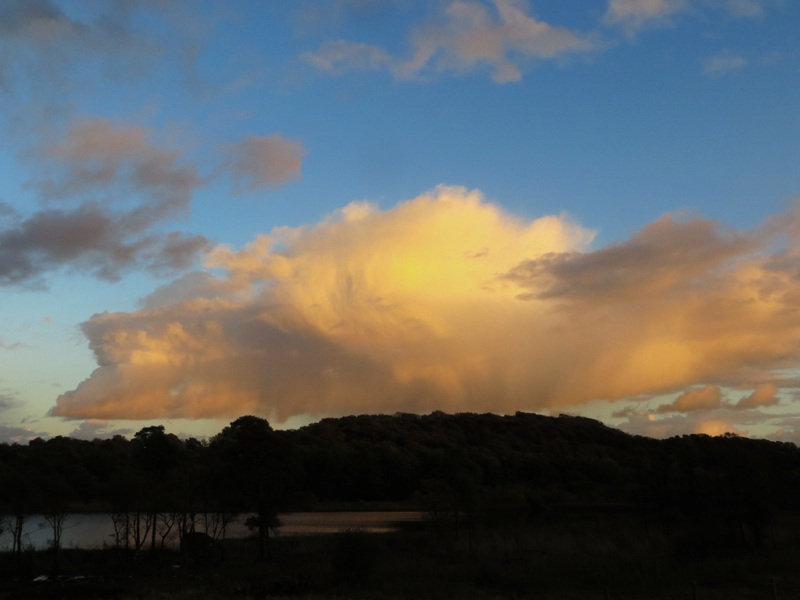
[2,411,800,555]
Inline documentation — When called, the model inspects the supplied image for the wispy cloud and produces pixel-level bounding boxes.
[603,0,688,34]
[703,52,748,74]
[302,40,393,74]
[0,337,24,350]
[0,391,20,409]
[303,0,598,84]
[603,0,777,34]
[723,0,774,18]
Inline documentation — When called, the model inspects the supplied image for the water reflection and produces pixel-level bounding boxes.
[0,512,423,550]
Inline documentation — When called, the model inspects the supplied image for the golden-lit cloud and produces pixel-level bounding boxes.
[735,383,779,409]
[52,186,800,424]
[657,385,723,413]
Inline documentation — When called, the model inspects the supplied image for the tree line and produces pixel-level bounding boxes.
[3,411,800,565]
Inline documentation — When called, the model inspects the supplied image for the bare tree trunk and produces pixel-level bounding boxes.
[10,512,30,568]
[150,511,157,557]
[43,510,68,577]
[158,513,178,550]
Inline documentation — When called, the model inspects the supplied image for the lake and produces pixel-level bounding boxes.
[0,511,425,551]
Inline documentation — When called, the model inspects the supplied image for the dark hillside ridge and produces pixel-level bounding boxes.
[292,411,800,510]
[3,412,800,596]
[2,410,800,550]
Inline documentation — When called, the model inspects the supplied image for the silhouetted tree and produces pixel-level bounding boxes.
[133,425,183,558]
[211,416,297,561]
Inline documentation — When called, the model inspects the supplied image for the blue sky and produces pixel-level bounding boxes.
[1,0,800,443]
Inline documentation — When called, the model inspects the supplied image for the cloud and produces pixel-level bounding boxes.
[51,188,800,425]
[0,0,168,104]
[219,134,307,193]
[722,0,773,18]
[603,0,688,33]
[0,424,51,444]
[53,186,593,420]
[503,211,800,403]
[766,416,800,445]
[657,385,723,412]
[504,213,757,302]
[616,405,798,439]
[68,419,133,440]
[2,117,307,287]
[32,118,202,210]
[0,202,212,287]
[0,392,20,410]
[619,411,746,438]
[603,0,778,33]
[0,202,18,218]
[735,382,779,409]
[303,0,597,83]
[137,270,247,310]
[703,53,748,74]
[1,117,213,287]
[302,40,394,74]
[0,338,24,350]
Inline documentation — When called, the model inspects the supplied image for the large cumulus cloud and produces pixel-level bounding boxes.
[52,186,800,424]
[53,186,592,420]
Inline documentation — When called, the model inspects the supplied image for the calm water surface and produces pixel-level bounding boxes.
[0,511,424,550]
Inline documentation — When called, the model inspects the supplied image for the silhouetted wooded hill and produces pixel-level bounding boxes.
[3,411,800,553]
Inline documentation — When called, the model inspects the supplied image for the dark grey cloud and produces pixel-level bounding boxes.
[0,424,50,444]
[0,392,20,410]
[0,116,310,288]
[0,202,18,219]
[0,0,72,38]
[68,419,133,441]
[504,215,757,302]
[0,118,212,288]
[31,118,202,211]
[0,203,211,287]
[220,134,307,193]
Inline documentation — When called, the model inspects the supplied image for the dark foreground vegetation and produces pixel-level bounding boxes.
[4,410,800,598]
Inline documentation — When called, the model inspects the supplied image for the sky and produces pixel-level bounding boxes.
[1,0,800,443]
